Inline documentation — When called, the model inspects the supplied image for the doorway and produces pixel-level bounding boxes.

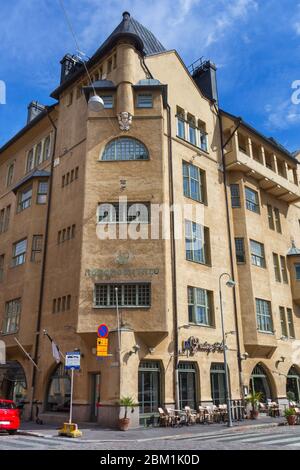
[90,373,101,422]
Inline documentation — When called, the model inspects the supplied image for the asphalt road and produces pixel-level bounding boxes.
[1,425,300,450]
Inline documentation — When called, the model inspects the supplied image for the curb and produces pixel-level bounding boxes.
[18,421,285,442]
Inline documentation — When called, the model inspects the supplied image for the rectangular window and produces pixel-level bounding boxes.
[18,187,32,212]
[62,175,65,187]
[176,107,185,139]
[230,184,240,208]
[3,299,21,335]
[52,299,57,314]
[102,96,114,109]
[250,240,266,268]
[273,253,281,282]
[107,58,113,74]
[274,208,282,233]
[94,284,151,308]
[185,220,210,265]
[245,187,260,213]
[0,255,4,282]
[67,295,71,310]
[37,181,48,204]
[295,264,300,281]
[31,235,43,262]
[137,94,153,108]
[235,238,245,264]
[280,256,288,284]
[98,202,150,224]
[183,161,206,203]
[12,239,27,267]
[280,307,288,338]
[287,308,295,339]
[0,209,4,233]
[75,167,79,179]
[188,287,214,327]
[267,205,275,230]
[256,298,273,333]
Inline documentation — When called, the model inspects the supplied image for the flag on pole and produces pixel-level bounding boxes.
[52,341,61,364]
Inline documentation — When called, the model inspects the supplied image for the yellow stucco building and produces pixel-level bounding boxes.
[1,12,300,427]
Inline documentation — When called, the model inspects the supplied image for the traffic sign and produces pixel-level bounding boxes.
[65,352,81,370]
[97,338,109,357]
[97,324,109,338]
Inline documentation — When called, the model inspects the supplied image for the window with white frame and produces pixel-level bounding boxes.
[188,287,214,326]
[37,181,48,204]
[94,284,151,308]
[287,308,295,339]
[250,240,266,268]
[98,202,150,224]
[137,94,153,108]
[18,186,32,212]
[280,306,288,337]
[12,239,27,267]
[176,107,185,139]
[26,149,35,173]
[187,114,197,146]
[2,299,21,335]
[256,298,273,333]
[198,120,208,152]
[185,220,210,265]
[273,253,281,282]
[35,142,43,166]
[43,136,51,161]
[245,187,260,213]
[183,161,206,203]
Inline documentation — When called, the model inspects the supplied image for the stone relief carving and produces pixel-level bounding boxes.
[118,112,133,131]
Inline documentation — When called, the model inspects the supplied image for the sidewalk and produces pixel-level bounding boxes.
[19,417,285,441]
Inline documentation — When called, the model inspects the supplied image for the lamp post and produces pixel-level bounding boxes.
[219,273,236,428]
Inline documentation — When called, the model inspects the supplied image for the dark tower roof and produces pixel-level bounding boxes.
[51,12,166,99]
[93,12,166,58]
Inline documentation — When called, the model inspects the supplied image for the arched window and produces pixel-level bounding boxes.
[102,138,149,161]
[0,361,27,405]
[46,364,71,412]
[43,136,51,161]
[250,364,272,402]
[287,366,300,403]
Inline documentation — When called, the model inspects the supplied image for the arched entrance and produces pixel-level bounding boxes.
[0,361,27,405]
[287,366,300,403]
[178,362,198,410]
[249,364,273,402]
[46,363,71,412]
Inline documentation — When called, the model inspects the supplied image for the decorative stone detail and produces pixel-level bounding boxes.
[118,112,133,131]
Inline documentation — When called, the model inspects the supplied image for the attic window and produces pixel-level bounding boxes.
[107,58,113,74]
[137,94,153,108]
[102,96,114,109]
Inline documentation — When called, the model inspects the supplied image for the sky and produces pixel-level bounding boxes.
[0,0,299,152]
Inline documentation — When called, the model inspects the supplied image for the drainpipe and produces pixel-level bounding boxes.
[216,105,244,400]
[30,109,57,420]
[166,104,180,409]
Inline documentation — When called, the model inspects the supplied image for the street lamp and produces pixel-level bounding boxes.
[219,273,236,428]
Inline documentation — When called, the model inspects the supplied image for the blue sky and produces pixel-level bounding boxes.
[0,0,299,151]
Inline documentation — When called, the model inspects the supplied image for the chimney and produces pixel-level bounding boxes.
[27,101,46,124]
[60,54,83,84]
[190,60,218,104]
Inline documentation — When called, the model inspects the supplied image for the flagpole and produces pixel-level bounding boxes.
[14,338,39,370]
[43,330,65,361]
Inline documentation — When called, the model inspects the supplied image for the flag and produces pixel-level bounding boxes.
[52,341,61,364]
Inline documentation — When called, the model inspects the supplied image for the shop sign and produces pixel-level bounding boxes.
[183,337,224,356]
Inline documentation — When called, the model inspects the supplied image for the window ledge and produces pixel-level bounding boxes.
[188,323,216,330]
[257,330,275,336]
[92,306,151,310]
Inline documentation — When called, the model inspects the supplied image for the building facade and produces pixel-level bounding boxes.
[1,11,300,427]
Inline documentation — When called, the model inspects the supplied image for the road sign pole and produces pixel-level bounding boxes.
[69,367,74,425]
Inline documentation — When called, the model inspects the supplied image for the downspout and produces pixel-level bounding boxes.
[166,104,180,409]
[30,109,57,420]
[216,105,244,400]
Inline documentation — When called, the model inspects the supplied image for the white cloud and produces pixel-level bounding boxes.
[265,99,300,130]
[295,22,300,35]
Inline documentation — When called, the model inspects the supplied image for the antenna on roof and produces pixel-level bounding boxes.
[58,0,104,112]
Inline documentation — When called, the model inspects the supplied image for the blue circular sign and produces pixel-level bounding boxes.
[98,324,109,338]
